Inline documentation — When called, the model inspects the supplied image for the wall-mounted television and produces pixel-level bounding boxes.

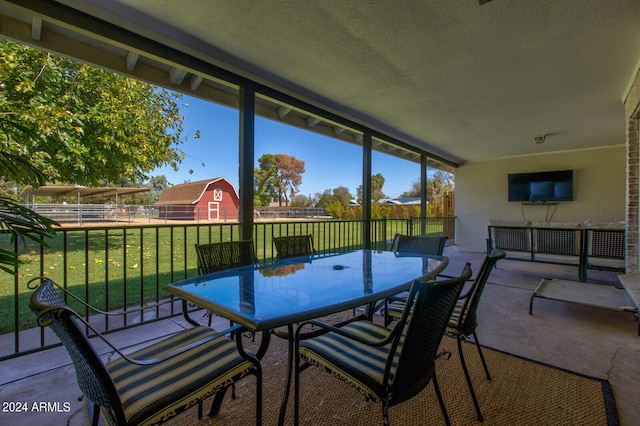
[508,170,574,202]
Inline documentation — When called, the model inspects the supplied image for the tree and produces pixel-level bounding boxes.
[0,40,188,187]
[427,170,454,208]
[290,194,312,207]
[0,153,57,274]
[400,179,421,198]
[314,190,333,208]
[254,154,279,206]
[275,153,305,206]
[315,186,353,208]
[0,40,193,273]
[356,173,386,203]
[0,178,17,200]
[146,175,172,204]
[332,186,353,205]
[254,153,305,206]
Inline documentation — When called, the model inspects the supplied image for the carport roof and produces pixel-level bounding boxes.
[22,185,150,199]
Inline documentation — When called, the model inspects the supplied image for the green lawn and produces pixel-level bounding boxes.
[0,218,444,334]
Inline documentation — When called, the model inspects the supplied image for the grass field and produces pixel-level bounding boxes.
[0,218,444,335]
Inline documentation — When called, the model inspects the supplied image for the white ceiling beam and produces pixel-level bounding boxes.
[189,74,203,91]
[169,67,187,85]
[125,51,139,72]
[333,127,345,136]
[31,17,42,41]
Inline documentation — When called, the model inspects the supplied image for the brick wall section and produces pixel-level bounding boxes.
[625,68,640,273]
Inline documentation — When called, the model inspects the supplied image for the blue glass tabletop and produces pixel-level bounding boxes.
[164,249,447,330]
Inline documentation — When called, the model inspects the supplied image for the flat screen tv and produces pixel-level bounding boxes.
[508,170,574,202]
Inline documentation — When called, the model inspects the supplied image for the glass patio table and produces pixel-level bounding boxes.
[164,249,448,424]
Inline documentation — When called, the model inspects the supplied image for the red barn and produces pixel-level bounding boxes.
[156,178,239,221]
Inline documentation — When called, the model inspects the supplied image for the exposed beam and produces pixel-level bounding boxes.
[306,117,321,128]
[125,51,138,72]
[333,127,345,136]
[189,74,203,91]
[277,106,291,119]
[31,16,41,40]
[169,67,187,85]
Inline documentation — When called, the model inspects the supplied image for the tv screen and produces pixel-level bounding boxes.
[508,170,574,202]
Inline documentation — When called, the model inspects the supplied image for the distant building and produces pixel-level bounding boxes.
[156,178,239,221]
[379,197,422,205]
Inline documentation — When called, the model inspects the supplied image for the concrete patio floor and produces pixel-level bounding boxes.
[0,246,638,425]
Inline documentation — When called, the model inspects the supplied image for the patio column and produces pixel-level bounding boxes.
[239,85,255,242]
[420,154,427,235]
[362,133,372,248]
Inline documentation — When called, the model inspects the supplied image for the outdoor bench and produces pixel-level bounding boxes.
[487,220,625,282]
[581,223,626,282]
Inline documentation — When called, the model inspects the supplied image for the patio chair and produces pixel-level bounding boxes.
[273,234,315,260]
[195,240,258,275]
[382,249,505,421]
[194,240,258,327]
[390,233,448,255]
[380,233,448,324]
[446,249,506,422]
[28,277,262,426]
[293,263,472,426]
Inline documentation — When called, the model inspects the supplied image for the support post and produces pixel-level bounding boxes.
[362,133,372,248]
[239,86,255,242]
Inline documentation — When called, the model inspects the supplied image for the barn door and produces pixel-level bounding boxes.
[208,202,219,220]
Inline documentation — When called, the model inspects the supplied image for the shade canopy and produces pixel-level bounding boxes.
[22,185,150,199]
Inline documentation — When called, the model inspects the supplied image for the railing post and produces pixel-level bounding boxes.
[382,217,387,250]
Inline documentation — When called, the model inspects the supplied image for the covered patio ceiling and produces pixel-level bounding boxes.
[1,1,639,168]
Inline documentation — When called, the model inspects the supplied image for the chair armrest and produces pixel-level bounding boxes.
[295,317,397,347]
[30,276,165,318]
[39,304,244,366]
[434,273,474,298]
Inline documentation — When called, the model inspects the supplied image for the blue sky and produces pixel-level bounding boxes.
[154,95,424,199]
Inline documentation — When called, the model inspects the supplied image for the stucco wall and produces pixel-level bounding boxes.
[455,146,626,252]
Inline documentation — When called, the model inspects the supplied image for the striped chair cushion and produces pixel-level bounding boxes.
[447,299,479,339]
[384,299,406,320]
[447,300,464,330]
[107,326,253,426]
[299,321,400,401]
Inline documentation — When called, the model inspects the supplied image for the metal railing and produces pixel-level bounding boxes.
[0,216,454,360]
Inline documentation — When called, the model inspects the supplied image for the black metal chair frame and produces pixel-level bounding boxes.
[380,233,448,324]
[382,249,506,422]
[445,249,506,422]
[293,264,472,426]
[28,277,262,426]
[192,240,258,327]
